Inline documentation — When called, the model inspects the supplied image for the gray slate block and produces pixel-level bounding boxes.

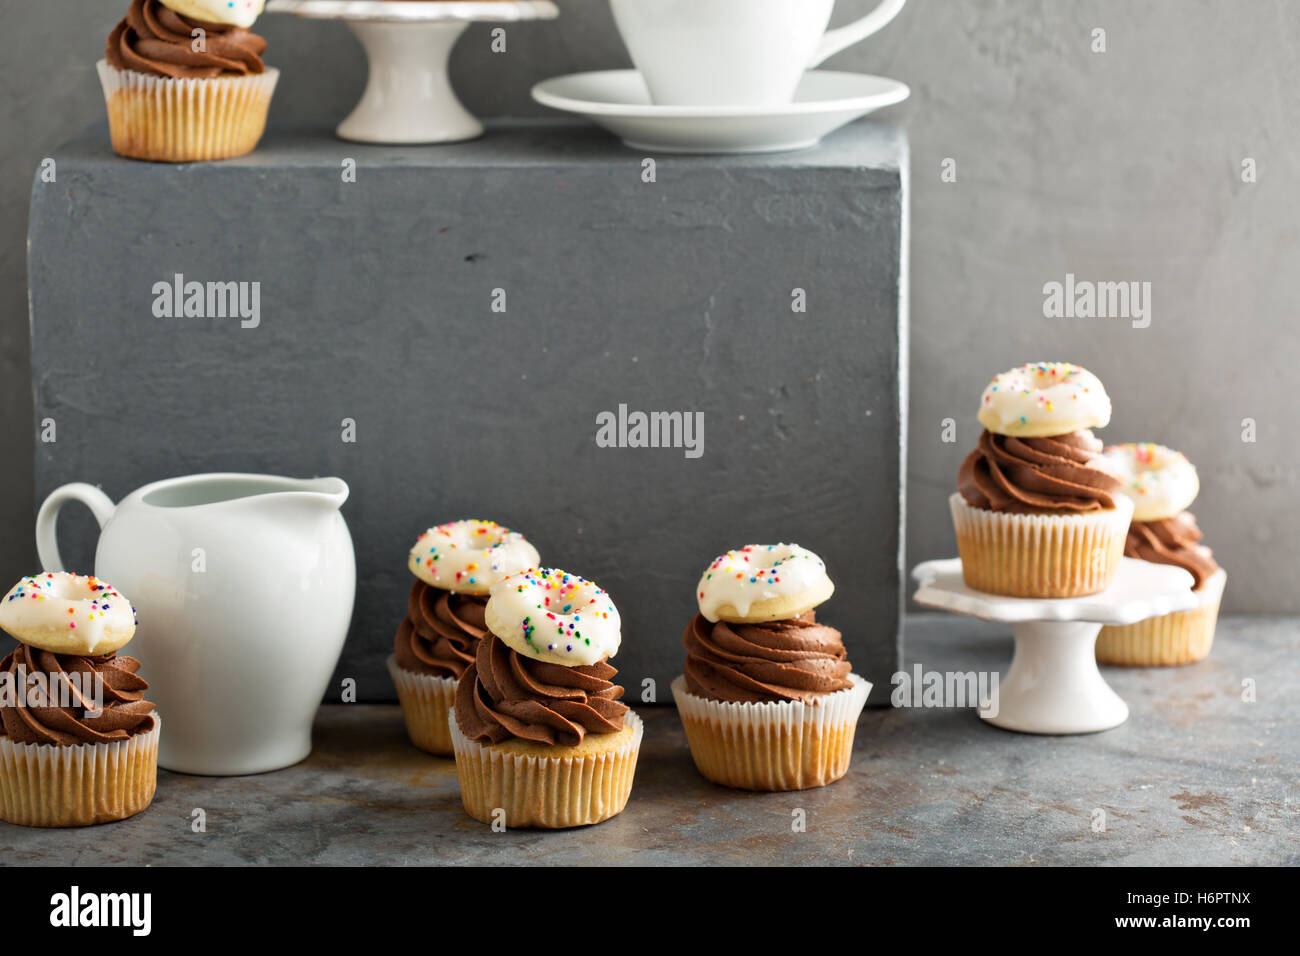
[28,119,907,703]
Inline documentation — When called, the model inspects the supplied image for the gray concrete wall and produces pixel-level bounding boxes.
[3,0,1298,611]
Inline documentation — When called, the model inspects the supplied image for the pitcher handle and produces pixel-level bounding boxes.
[809,0,907,68]
[36,483,116,572]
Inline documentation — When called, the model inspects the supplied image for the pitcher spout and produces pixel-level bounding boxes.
[288,476,350,511]
[236,475,351,540]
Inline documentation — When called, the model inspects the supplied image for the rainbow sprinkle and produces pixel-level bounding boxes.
[4,573,133,627]
[704,544,819,590]
[986,363,1091,429]
[508,568,612,652]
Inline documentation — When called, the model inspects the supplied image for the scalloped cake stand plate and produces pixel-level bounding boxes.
[267,1,560,143]
[531,69,910,154]
[912,557,1198,735]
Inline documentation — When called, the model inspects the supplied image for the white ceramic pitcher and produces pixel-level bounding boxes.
[36,473,356,776]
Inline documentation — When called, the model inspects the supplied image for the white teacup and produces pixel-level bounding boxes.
[609,0,907,108]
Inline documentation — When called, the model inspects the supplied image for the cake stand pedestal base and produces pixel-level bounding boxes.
[341,21,479,144]
[267,1,560,144]
[991,621,1127,734]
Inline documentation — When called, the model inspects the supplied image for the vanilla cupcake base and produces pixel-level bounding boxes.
[672,674,871,792]
[97,60,279,163]
[950,492,1134,598]
[1097,568,1226,666]
[0,718,159,828]
[449,710,643,829]
[387,655,458,757]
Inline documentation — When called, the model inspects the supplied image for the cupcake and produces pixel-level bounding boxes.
[450,568,642,829]
[673,544,871,792]
[951,362,1133,598]
[0,573,158,827]
[99,0,278,162]
[1096,443,1225,665]
[388,520,539,756]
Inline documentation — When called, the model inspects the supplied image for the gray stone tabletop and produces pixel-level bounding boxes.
[4,615,1295,866]
[43,117,907,176]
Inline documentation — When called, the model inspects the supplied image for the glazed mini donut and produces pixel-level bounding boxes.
[0,573,136,656]
[159,0,266,29]
[977,362,1111,438]
[696,544,834,624]
[485,568,620,667]
[1104,442,1200,521]
[408,520,540,596]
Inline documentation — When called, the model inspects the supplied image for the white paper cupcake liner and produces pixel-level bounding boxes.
[950,492,1134,597]
[1097,567,1227,666]
[449,709,643,829]
[387,654,459,756]
[97,59,279,162]
[672,673,871,791]
[0,717,160,827]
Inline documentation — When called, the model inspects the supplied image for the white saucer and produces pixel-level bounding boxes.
[530,70,909,154]
[268,1,558,21]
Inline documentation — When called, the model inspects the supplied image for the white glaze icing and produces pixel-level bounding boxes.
[0,573,136,655]
[407,520,540,596]
[160,0,265,28]
[485,568,620,667]
[976,362,1111,438]
[1104,442,1200,522]
[695,543,833,622]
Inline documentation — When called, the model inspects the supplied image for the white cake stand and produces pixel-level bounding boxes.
[911,557,1197,735]
[267,1,559,143]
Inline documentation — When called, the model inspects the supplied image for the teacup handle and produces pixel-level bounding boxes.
[36,483,116,573]
[809,0,907,68]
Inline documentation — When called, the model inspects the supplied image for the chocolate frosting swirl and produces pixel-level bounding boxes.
[1125,512,1219,590]
[683,610,852,703]
[107,0,267,79]
[454,633,628,746]
[0,644,156,746]
[393,582,486,680]
[958,428,1122,513]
